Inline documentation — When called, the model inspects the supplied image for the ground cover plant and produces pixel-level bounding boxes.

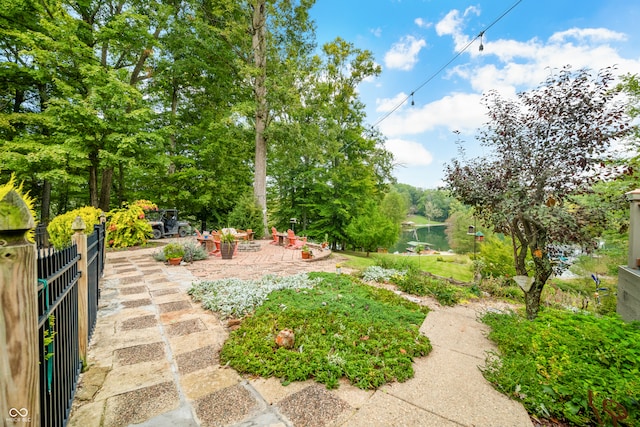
[481,309,640,426]
[363,261,479,306]
[188,273,321,318]
[543,276,617,316]
[340,251,473,282]
[192,272,431,389]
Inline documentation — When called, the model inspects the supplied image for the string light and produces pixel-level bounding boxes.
[371,0,522,128]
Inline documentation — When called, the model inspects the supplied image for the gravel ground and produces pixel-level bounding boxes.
[104,381,180,427]
[195,384,258,426]
[114,342,165,366]
[277,385,351,427]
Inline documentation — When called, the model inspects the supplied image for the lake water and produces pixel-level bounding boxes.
[388,224,450,253]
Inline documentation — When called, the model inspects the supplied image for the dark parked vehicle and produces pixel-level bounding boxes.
[146,209,190,239]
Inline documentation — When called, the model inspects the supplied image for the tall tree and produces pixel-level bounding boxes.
[243,0,316,235]
[143,0,253,227]
[268,38,393,247]
[445,66,632,319]
[0,0,73,220]
[2,0,169,212]
[251,0,268,234]
[380,188,408,226]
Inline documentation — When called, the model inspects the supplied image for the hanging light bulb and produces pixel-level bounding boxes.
[478,31,485,52]
[410,92,415,106]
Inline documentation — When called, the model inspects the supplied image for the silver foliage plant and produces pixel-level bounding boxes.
[361,266,405,283]
[188,273,321,318]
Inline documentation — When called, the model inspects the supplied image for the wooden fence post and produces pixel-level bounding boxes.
[0,189,39,425]
[71,216,88,367]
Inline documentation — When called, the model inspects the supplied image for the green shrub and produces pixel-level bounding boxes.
[106,200,155,248]
[478,277,523,301]
[163,243,185,259]
[227,192,265,239]
[47,206,103,249]
[153,250,167,262]
[370,256,469,305]
[155,241,208,263]
[394,273,428,296]
[478,235,517,278]
[482,309,640,426]
[544,277,618,315]
[425,279,460,306]
[182,241,208,262]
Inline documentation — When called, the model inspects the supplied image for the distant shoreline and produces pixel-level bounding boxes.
[402,223,446,229]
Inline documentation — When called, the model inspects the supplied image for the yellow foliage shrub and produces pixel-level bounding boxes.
[47,206,103,249]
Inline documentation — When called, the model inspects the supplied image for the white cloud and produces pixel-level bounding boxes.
[414,18,432,29]
[375,92,409,113]
[451,28,640,94]
[384,35,427,71]
[371,27,382,37]
[463,6,481,18]
[385,138,434,166]
[372,13,640,188]
[549,27,627,44]
[378,92,486,137]
[435,7,480,51]
[435,9,462,36]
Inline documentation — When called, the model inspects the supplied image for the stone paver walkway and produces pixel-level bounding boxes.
[68,239,532,427]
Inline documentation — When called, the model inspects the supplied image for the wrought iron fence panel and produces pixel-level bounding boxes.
[37,244,81,427]
[86,225,103,340]
[35,223,50,249]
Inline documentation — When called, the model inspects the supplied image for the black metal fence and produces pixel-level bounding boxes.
[35,223,50,248]
[36,223,105,426]
[37,244,81,427]
[86,224,105,339]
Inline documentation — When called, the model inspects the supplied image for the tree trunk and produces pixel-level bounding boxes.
[168,81,178,174]
[117,162,125,205]
[524,285,543,320]
[98,167,113,211]
[89,151,99,208]
[252,0,268,237]
[37,83,50,222]
[41,180,51,224]
[525,244,553,319]
[13,89,24,113]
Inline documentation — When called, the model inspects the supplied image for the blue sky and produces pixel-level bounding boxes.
[309,0,640,189]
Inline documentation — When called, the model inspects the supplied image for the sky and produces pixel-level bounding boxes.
[309,0,640,189]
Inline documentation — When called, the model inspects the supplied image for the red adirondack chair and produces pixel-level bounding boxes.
[286,229,297,248]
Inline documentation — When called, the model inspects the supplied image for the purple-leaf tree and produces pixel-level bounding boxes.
[445,66,633,319]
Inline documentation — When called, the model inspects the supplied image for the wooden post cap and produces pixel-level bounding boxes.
[0,189,36,232]
[72,215,87,232]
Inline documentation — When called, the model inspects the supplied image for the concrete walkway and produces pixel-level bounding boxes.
[68,239,533,427]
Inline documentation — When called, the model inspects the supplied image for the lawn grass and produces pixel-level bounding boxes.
[482,308,640,426]
[406,214,446,226]
[339,251,473,282]
[218,272,431,389]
